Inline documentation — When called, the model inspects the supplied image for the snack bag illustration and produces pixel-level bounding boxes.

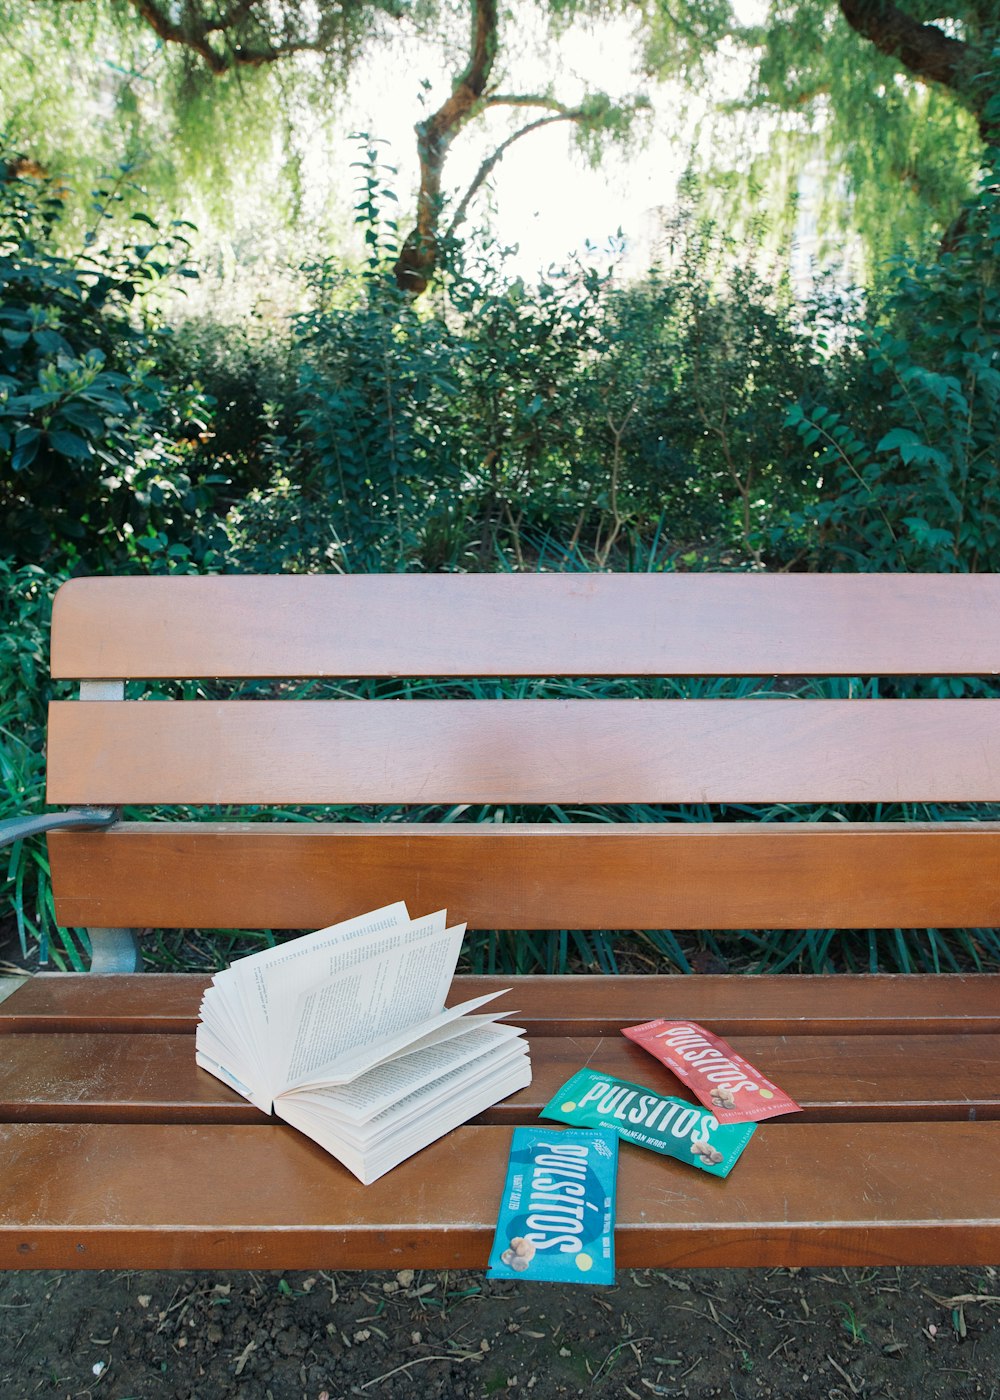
[541,1068,756,1177]
[487,1126,617,1285]
[623,1019,800,1124]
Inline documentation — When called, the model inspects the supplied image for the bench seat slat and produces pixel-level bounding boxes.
[5,1120,1000,1269]
[48,698,1000,805]
[1,1031,998,1124]
[48,822,1000,930]
[50,574,1000,679]
[4,974,999,1036]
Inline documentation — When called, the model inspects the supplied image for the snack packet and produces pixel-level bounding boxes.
[623,1019,800,1124]
[486,1126,617,1284]
[541,1068,755,1177]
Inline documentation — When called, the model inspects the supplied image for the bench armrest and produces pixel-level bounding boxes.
[0,807,119,849]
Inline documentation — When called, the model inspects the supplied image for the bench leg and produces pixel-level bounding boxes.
[87,927,142,973]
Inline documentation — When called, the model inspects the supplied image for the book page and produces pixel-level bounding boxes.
[357,1005,514,1068]
[197,980,268,1094]
[239,906,451,1100]
[277,1049,532,1184]
[280,1022,526,1124]
[198,902,418,1109]
[229,900,412,1037]
[280,932,495,1090]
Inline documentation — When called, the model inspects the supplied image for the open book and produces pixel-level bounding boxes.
[195,902,532,1183]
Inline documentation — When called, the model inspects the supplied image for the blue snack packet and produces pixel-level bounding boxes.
[487,1126,617,1285]
[540,1068,756,1178]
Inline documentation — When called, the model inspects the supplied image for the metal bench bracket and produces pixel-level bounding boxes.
[87,926,142,973]
[0,807,119,848]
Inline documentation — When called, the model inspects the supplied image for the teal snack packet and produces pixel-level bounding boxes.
[540,1068,756,1178]
[487,1126,617,1285]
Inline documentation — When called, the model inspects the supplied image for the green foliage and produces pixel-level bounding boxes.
[227,147,821,572]
[761,2,982,238]
[441,242,617,562]
[570,91,653,165]
[635,0,734,80]
[620,224,822,566]
[0,561,63,963]
[7,0,988,308]
[668,0,986,272]
[160,311,298,503]
[441,219,822,567]
[781,159,1000,570]
[0,162,230,571]
[274,145,461,568]
[0,0,386,240]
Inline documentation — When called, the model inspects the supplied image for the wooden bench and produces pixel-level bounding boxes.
[4,572,1000,1272]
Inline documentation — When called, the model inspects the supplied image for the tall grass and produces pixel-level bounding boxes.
[0,562,75,966]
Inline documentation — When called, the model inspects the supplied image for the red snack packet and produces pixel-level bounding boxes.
[622,1019,800,1124]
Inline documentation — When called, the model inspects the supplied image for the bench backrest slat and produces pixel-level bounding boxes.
[47,698,1000,805]
[47,823,1000,931]
[51,574,1000,679]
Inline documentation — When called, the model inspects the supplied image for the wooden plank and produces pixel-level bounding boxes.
[4,1119,1000,1268]
[47,821,1000,930]
[0,975,210,1034]
[4,973,1000,1037]
[50,574,1000,680]
[2,1030,999,1124]
[0,1034,261,1124]
[46,699,1000,804]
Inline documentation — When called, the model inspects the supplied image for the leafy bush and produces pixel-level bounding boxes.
[781,160,1000,571]
[0,161,230,572]
[231,146,823,573]
[159,311,298,505]
[558,241,824,568]
[0,559,66,962]
[289,265,460,571]
[0,152,847,580]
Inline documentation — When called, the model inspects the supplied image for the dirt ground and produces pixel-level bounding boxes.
[2,1262,999,1399]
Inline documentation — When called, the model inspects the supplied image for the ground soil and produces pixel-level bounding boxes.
[2,1263,999,1399]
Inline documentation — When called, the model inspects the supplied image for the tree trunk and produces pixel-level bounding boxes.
[394,0,498,293]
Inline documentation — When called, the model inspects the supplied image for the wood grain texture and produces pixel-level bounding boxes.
[50,573,1000,679]
[5,1120,1000,1269]
[4,973,1000,1036]
[46,699,1000,804]
[0,975,211,1034]
[2,1030,998,1124]
[47,821,1000,930]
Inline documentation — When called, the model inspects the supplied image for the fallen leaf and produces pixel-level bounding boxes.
[234,1340,257,1377]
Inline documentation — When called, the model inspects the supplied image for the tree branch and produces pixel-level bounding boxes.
[52,0,404,75]
[130,0,228,73]
[838,0,989,135]
[393,0,645,292]
[485,93,579,113]
[444,109,584,241]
